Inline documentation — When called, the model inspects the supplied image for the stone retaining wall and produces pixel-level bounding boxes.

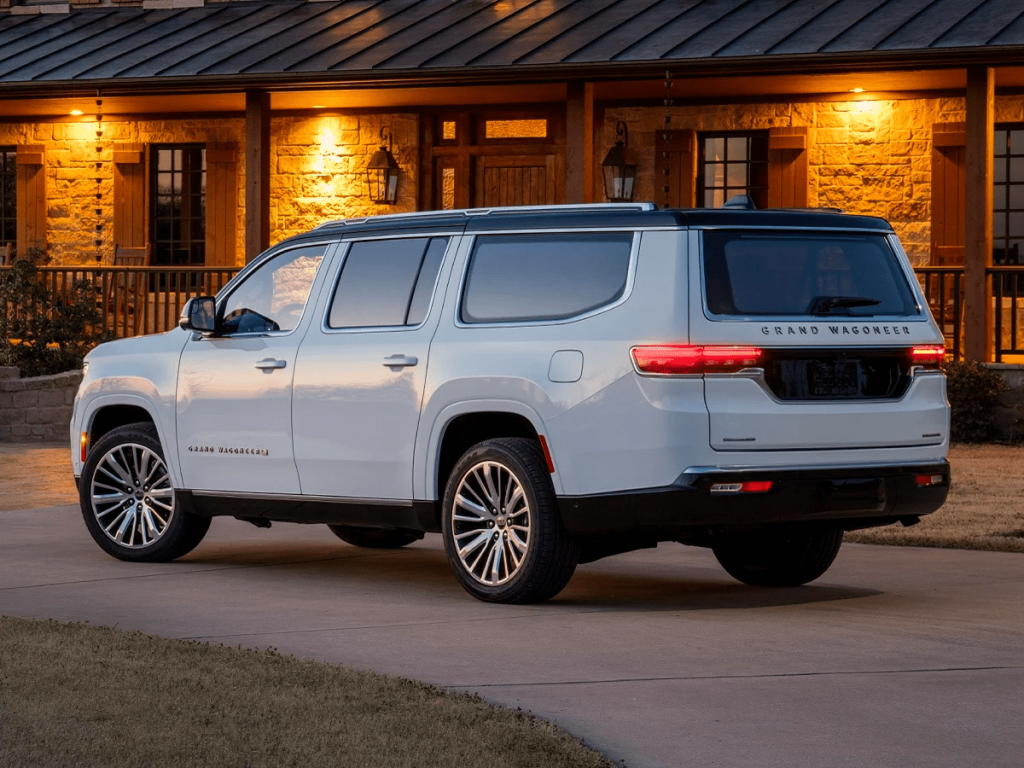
[0,367,82,443]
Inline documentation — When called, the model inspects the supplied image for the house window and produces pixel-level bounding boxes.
[0,147,15,248]
[152,146,206,266]
[698,132,769,209]
[994,125,1024,266]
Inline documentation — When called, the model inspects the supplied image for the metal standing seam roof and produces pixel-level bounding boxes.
[0,0,1023,87]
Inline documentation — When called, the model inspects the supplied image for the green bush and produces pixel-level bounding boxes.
[0,247,111,378]
[943,359,1009,443]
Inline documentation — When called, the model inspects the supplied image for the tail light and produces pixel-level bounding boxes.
[710,481,774,494]
[631,345,763,375]
[910,345,945,369]
[915,474,945,487]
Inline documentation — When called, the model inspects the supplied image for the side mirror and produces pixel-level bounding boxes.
[179,296,217,334]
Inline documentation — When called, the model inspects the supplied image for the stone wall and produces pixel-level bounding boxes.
[0,367,82,443]
[606,95,1024,266]
[270,113,420,243]
[0,117,244,266]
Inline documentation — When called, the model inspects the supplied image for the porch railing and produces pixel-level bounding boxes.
[2,265,240,339]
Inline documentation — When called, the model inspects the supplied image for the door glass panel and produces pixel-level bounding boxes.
[484,119,547,139]
[328,238,442,328]
[220,244,326,334]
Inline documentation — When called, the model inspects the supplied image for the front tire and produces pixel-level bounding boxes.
[442,438,579,604]
[328,525,423,549]
[80,422,210,562]
[712,526,843,587]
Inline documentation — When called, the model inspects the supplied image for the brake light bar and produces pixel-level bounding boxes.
[710,481,774,494]
[910,345,945,368]
[631,345,763,375]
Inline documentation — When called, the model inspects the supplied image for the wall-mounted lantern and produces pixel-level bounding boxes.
[602,121,637,203]
[366,127,400,204]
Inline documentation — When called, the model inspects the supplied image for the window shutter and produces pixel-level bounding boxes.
[206,142,238,267]
[655,129,696,208]
[767,127,808,209]
[16,145,45,252]
[931,123,967,265]
[113,143,146,252]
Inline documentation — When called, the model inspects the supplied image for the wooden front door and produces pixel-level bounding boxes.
[424,110,565,210]
[474,155,560,207]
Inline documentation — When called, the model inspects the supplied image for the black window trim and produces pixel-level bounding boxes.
[697,130,770,211]
[320,233,457,335]
[454,230,641,329]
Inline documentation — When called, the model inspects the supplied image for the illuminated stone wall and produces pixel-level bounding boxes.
[270,113,419,244]
[607,96,1024,265]
[0,117,244,266]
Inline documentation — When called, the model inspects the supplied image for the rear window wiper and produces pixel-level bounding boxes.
[807,296,882,315]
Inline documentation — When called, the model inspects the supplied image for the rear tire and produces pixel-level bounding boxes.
[442,438,579,604]
[80,422,210,562]
[328,525,423,549]
[712,526,843,587]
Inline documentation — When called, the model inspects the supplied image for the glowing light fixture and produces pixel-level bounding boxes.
[69,109,84,116]
[366,127,401,205]
[601,121,637,203]
[849,88,865,93]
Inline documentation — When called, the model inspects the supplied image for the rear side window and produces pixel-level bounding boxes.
[328,237,449,329]
[461,232,633,324]
[702,231,919,317]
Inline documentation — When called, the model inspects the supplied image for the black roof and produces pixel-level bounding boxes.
[0,0,1022,89]
[300,205,893,241]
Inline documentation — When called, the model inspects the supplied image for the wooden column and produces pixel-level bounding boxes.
[565,82,594,204]
[245,90,270,262]
[964,67,994,361]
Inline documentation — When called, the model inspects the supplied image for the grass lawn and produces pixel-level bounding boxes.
[0,616,613,768]
[846,443,1024,552]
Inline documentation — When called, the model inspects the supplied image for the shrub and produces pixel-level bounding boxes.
[943,359,1009,443]
[0,246,111,377]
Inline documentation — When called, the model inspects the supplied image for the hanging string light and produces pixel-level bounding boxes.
[662,70,673,209]
[94,90,104,261]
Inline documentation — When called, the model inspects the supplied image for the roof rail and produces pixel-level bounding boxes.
[313,202,656,230]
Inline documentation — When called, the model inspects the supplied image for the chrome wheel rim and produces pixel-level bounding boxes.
[90,442,174,549]
[451,460,531,586]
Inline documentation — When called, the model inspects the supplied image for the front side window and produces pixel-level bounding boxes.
[0,147,15,248]
[699,132,769,209]
[461,233,633,324]
[220,244,327,335]
[703,231,918,317]
[152,146,206,266]
[328,237,449,329]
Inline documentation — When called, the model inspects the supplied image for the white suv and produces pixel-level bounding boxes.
[71,203,950,603]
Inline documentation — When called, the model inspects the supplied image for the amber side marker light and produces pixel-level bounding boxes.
[632,345,763,374]
[80,431,89,463]
[910,345,945,368]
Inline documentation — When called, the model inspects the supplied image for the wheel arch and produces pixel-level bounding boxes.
[80,395,182,487]
[420,400,560,507]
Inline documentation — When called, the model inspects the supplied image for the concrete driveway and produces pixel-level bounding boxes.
[1,503,1022,768]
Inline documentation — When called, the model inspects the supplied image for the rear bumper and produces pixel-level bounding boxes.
[558,461,949,536]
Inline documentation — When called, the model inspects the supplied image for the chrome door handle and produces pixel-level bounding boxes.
[255,358,287,370]
[382,354,418,368]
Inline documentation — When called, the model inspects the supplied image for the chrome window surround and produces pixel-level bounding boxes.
[211,240,337,339]
[695,226,924,323]
[319,233,459,335]
[453,229,643,329]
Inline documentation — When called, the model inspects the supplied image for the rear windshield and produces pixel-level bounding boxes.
[702,230,919,317]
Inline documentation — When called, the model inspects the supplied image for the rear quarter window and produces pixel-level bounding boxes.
[460,232,633,324]
[702,230,919,317]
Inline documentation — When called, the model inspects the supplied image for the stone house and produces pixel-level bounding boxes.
[1,0,1024,360]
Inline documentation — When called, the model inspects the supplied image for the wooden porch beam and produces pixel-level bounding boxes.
[565,82,594,204]
[245,90,270,262]
[964,67,994,362]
